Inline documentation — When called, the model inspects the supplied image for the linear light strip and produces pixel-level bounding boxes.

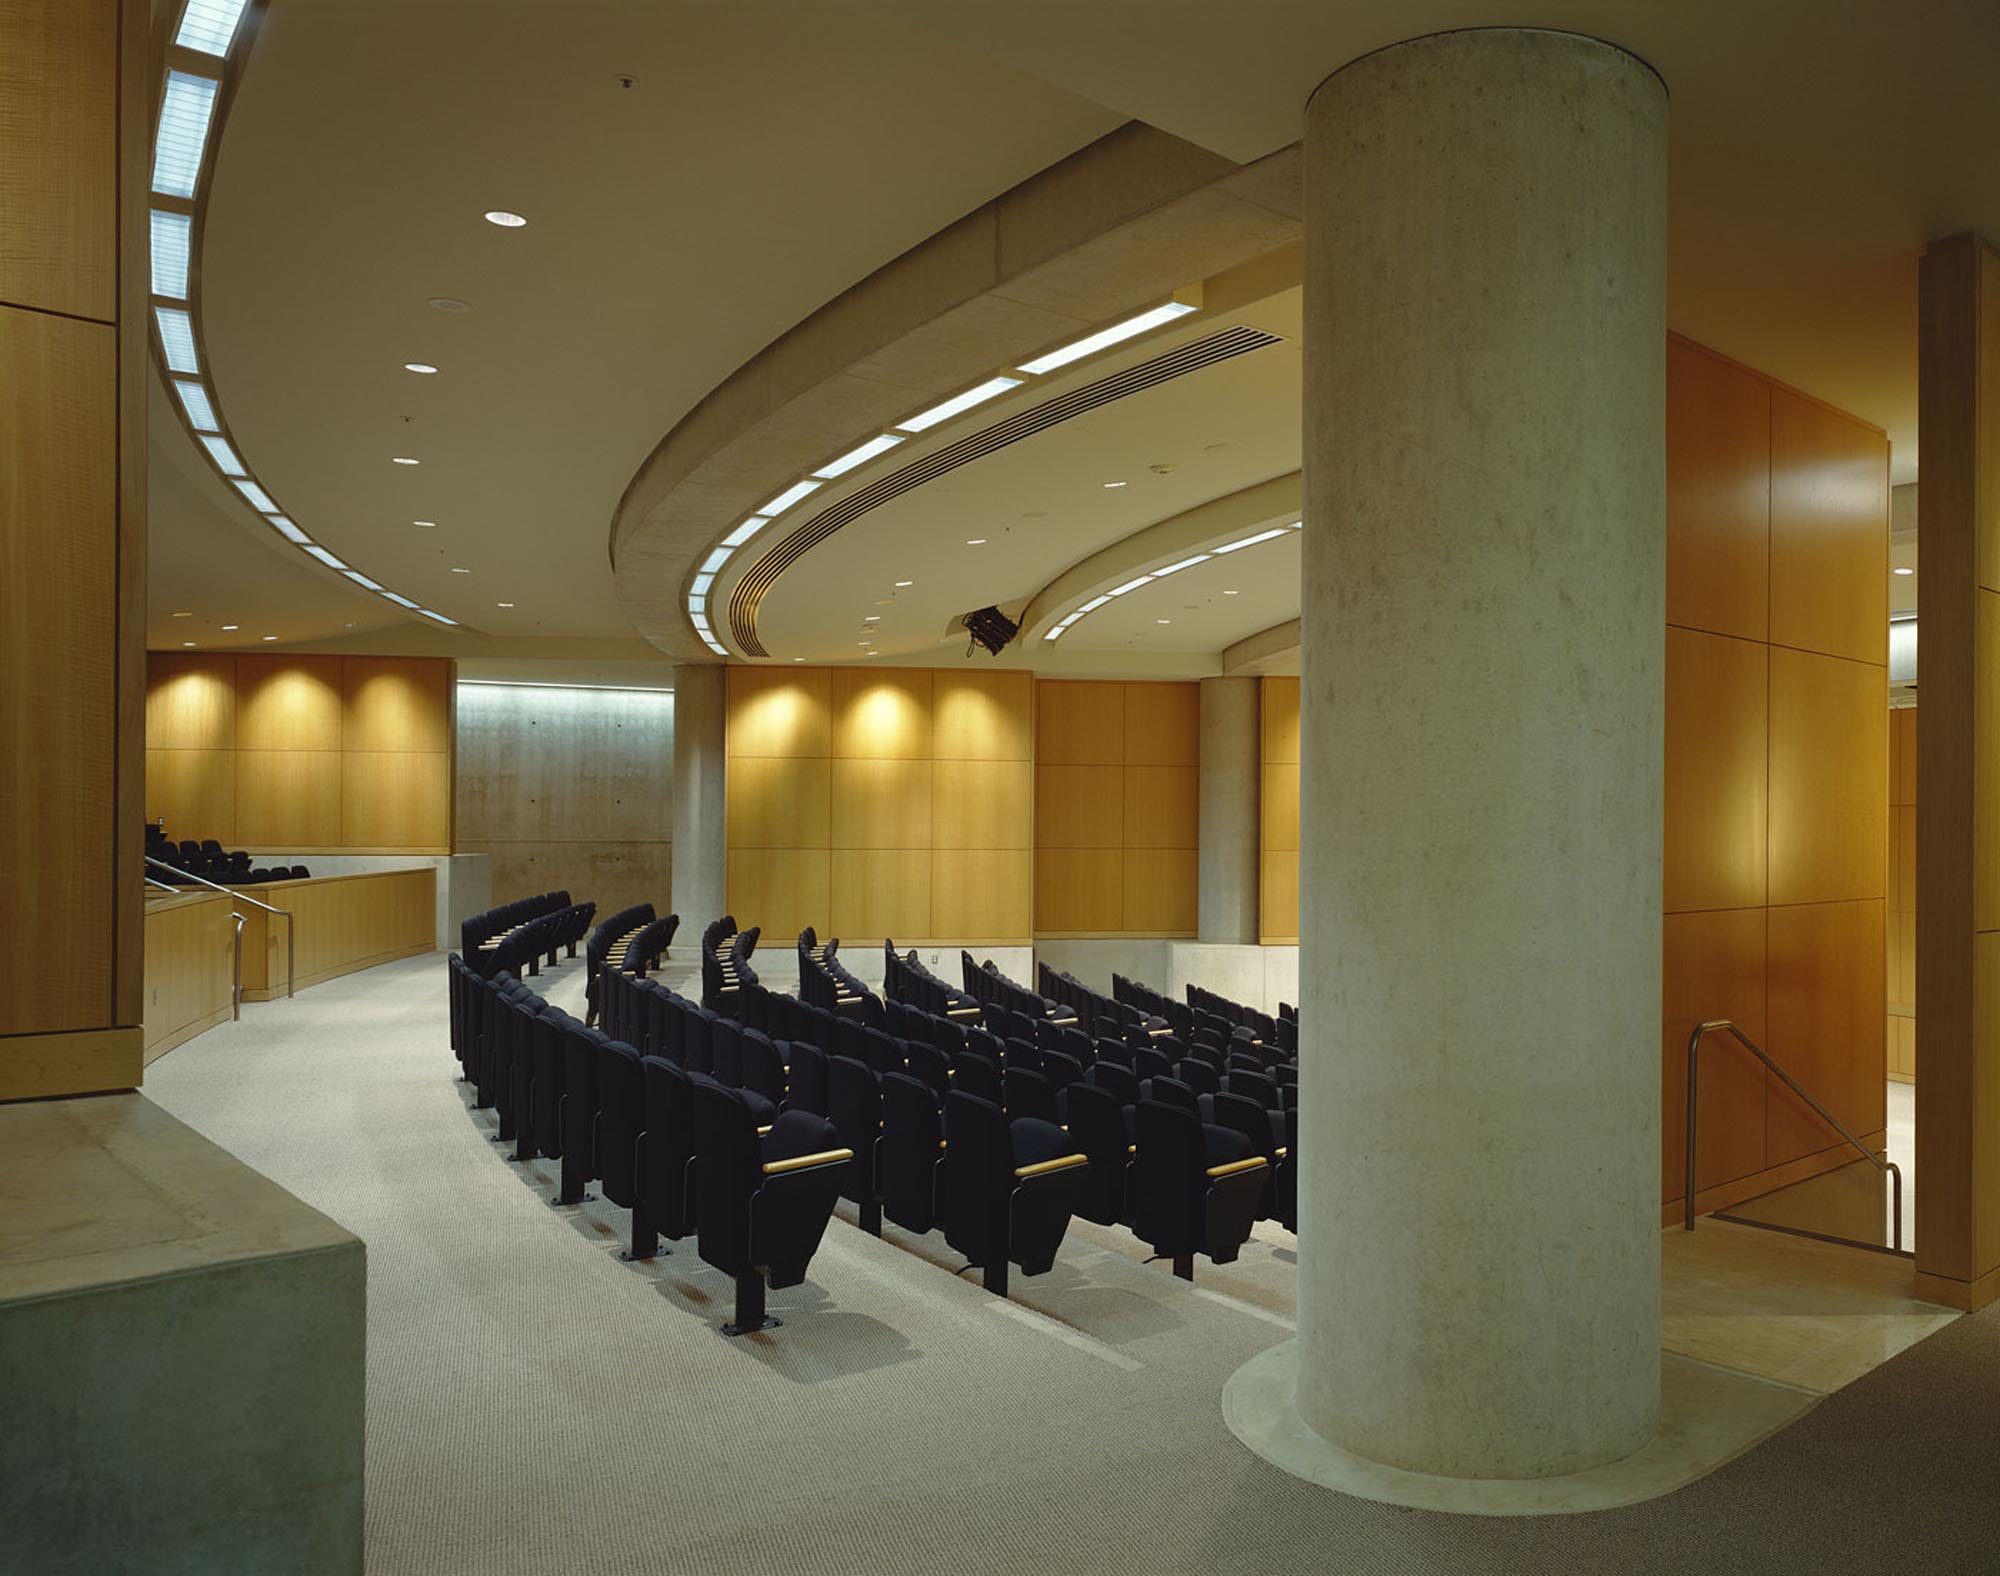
[151,210,192,299]
[1051,520,1299,644]
[173,378,219,432]
[155,307,199,373]
[1018,302,1197,376]
[175,0,253,56]
[153,72,219,199]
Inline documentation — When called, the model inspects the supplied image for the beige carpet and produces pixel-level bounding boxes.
[146,952,2000,1574]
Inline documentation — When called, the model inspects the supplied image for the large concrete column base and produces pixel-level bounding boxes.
[1224,1342,1811,1516]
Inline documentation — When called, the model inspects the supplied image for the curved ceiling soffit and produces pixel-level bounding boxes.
[1222,619,1302,676]
[609,121,1302,664]
[1018,472,1302,645]
[146,0,463,635]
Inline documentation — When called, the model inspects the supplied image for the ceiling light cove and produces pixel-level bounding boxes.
[1017,300,1198,376]
[896,376,1023,434]
[1043,519,1300,644]
[814,434,906,479]
[147,3,463,636]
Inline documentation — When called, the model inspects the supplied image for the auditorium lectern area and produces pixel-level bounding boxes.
[7,2,2000,1572]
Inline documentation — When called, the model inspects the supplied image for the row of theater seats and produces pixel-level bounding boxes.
[583,904,679,1024]
[703,917,761,1009]
[1035,961,1165,1038]
[447,951,850,1335]
[146,826,311,886]
[881,943,979,1018]
[462,890,597,979]
[795,927,868,1015]
[957,948,1077,1026]
[718,932,1286,1277]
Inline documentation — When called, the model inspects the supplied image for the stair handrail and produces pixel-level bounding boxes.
[1684,1017,1902,1252]
[145,855,295,1000]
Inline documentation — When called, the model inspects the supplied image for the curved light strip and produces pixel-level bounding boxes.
[1041,521,1300,643]
[681,297,1198,658]
[149,1,462,636]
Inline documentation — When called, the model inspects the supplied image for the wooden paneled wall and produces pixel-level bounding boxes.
[1663,333,1889,1214]
[145,654,454,852]
[1034,680,1200,936]
[725,667,1033,943]
[141,892,235,1064]
[1889,706,1916,1082]
[455,681,674,918]
[236,869,436,1000]
[1259,677,1300,943]
[0,0,148,1098]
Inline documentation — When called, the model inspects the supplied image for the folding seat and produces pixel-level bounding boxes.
[879,1072,946,1236]
[1274,1105,1298,1232]
[681,1007,715,1076]
[784,1041,829,1117]
[1054,1025,1093,1063]
[1088,1060,1140,1106]
[594,1039,647,1247]
[1143,1074,1201,1121]
[692,1082,850,1335]
[631,1055,696,1259]
[1058,1080,1131,1227]
[1225,1068,1283,1112]
[739,1027,788,1106]
[1176,1056,1220,1097]
[859,1025,905,1078]
[1039,1048,1083,1094]
[557,1020,604,1205]
[833,1015,870,1066]
[1207,1090,1286,1214]
[1128,1100,1269,1280]
[1096,1034,1134,1069]
[710,1017,743,1087]
[1002,1038,1042,1076]
[826,1055,886,1234]
[903,1040,951,1102]
[1001,1066,1058,1125]
[531,1007,569,1161]
[1134,1045,1174,1085]
[940,1091,1088,1297]
[951,1053,1002,1107]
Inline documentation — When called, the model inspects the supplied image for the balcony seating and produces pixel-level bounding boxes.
[692,1082,850,1335]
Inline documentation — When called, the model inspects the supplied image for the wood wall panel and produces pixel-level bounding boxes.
[145,748,236,843]
[145,654,236,750]
[831,669,932,759]
[1663,628,1767,913]
[1036,764,1125,849]
[933,670,1031,760]
[726,667,831,758]
[1123,766,1198,849]
[141,893,233,1063]
[1035,848,1124,934]
[932,760,1031,850]
[343,657,449,754]
[0,306,117,1038]
[1037,681,1124,765]
[1770,388,1891,665]
[1766,899,1886,1166]
[1123,683,1200,765]
[1259,852,1299,947]
[726,849,831,943]
[727,756,831,849]
[726,666,1030,942]
[1262,677,1300,764]
[1662,906,1769,1198]
[236,656,342,751]
[931,850,1031,940]
[1261,765,1300,853]
[0,0,117,322]
[234,752,342,848]
[1666,338,1770,642]
[1124,850,1199,933]
[1767,647,1888,907]
[831,759,932,849]
[830,850,931,941]
[340,753,450,851]
[236,869,435,999]
[1888,706,1917,1081]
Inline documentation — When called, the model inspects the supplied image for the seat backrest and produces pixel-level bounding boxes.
[825,1056,881,1201]
[952,1052,1002,1106]
[1144,1074,1200,1119]
[691,1081,760,1274]
[1089,1061,1140,1105]
[738,1027,787,1105]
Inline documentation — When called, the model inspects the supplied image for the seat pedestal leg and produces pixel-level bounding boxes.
[981,1260,1010,1298]
[622,1206,663,1261]
[1172,1252,1194,1281]
[722,1272,780,1336]
[859,1199,882,1236]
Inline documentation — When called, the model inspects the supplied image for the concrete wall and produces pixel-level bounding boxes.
[1033,939,1299,1016]
[455,682,673,920]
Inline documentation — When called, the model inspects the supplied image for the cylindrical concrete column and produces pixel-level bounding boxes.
[1198,676,1261,944]
[671,665,727,929]
[1297,30,1666,1479]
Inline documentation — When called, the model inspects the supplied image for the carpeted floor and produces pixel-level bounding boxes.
[146,952,1999,1575]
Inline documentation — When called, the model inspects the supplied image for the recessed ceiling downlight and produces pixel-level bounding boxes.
[428,297,472,314]
[404,362,439,375]
[391,456,421,466]
[483,210,528,228]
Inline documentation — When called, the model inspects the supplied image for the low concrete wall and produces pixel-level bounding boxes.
[1033,940,1300,1017]
[0,1093,364,1574]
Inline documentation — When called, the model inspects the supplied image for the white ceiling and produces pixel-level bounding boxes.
[154,0,1993,678]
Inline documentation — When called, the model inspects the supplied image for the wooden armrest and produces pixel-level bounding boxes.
[756,1125,773,1136]
[762,1147,853,1176]
[1206,1157,1269,1180]
[1014,1153,1088,1180]
[1275,1147,1289,1159]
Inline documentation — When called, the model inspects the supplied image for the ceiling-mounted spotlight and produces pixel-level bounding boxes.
[961,605,1019,658]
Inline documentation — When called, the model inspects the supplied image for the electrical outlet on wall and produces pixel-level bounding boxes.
[930,952,939,965]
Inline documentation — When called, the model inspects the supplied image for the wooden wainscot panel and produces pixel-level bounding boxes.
[1666,336,1771,643]
[236,654,343,752]
[1765,898,1886,1168]
[829,850,931,940]
[145,747,236,843]
[1035,764,1124,849]
[235,750,342,848]
[145,652,237,749]
[727,666,831,758]
[830,758,933,850]
[238,868,436,1000]
[1259,851,1299,945]
[830,667,932,759]
[1123,765,1199,850]
[1036,681,1125,766]
[1262,676,1300,765]
[340,752,450,850]
[142,892,235,1061]
[1662,906,1769,1200]
[932,760,1031,850]
[1035,848,1124,934]
[1767,648,1888,907]
[342,656,450,754]
[1122,682,1199,766]
[726,756,831,849]
[1663,628,1767,913]
[725,849,831,940]
[1769,387,1890,666]
[933,670,1031,761]
[1122,849,1198,935]
[930,850,1032,942]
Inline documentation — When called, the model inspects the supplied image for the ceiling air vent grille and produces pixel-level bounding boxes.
[726,324,1283,656]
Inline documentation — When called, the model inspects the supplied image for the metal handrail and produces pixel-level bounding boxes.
[1685,1018,1902,1253]
[144,875,177,892]
[231,913,246,1021]
[144,855,295,1000]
